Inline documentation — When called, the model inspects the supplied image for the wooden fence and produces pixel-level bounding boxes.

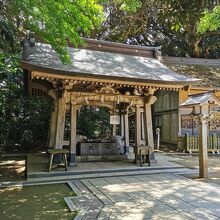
[185,133,220,153]
[162,56,220,66]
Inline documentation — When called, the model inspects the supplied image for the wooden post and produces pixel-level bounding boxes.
[70,103,77,166]
[48,103,58,148]
[178,108,182,136]
[141,112,145,142]
[144,103,154,147]
[198,105,209,178]
[120,114,124,137]
[120,114,125,146]
[112,124,117,136]
[54,96,66,149]
[124,112,129,147]
[134,105,142,163]
[212,133,217,150]
[135,105,141,147]
[143,95,157,161]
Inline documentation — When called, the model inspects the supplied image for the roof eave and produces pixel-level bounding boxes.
[21,61,200,87]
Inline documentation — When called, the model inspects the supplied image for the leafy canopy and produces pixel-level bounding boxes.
[0,0,143,63]
[198,6,220,33]
[1,0,103,63]
[94,0,220,58]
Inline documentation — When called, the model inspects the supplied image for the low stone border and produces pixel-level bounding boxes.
[0,167,200,189]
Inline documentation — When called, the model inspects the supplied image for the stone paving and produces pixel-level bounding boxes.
[27,153,184,180]
[70,173,220,220]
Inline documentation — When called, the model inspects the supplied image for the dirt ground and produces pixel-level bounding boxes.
[0,156,25,182]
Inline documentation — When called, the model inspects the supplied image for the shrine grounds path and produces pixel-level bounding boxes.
[69,173,220,219]
[1,152,220,219]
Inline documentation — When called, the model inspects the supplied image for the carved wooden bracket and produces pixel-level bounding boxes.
[144,95,157,105]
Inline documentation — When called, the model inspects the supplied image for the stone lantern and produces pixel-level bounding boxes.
[180,92,220,178]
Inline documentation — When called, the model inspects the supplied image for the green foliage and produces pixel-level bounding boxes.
[77,106,111,139]
[95,0,220,58]
[0,0,144,151]
[93,0,147,41]
[0,0,103,63]
[99,0,142,13]
[198,6,220,33]
[119,0,142,13]
[0,53,52,151]
[1,0,220,152]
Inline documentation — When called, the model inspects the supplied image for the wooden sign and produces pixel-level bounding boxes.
[110,115,120,125]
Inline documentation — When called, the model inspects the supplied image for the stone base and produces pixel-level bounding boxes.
[76,155,127,162]
[150,151,156,161]
[69,162,77,167]
[69,153,77,166]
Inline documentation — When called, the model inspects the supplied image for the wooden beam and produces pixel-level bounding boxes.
[31,71,184,90]
[68,92,144,107]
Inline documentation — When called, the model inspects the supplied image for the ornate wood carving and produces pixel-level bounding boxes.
[95,85,120,94]
[68,91,144,108]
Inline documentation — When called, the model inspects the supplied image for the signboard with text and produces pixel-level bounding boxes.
[110,115,120,125]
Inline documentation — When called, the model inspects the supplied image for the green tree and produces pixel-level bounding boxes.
[0,53,52,151]
[155,0,220,57]
[0,0,103,63]
[0,0,143,151]
[94,0,220,58]
[198,6,220,33]
[77,106,111,139]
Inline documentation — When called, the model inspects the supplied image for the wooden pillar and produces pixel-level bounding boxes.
[120,114,125,147]
[141,112,145,141]
[178,109,182,136]
[144,95,157,161]
[120,114,124,137]
[144,103,154,147]
[198,105,209,178]
[70,103,77,166]
[54,96,66,149]
[124,112,129,147]
[135,105,141,146]
[48,103,58,148]
[134,105,142,162]
[112,124,117,136]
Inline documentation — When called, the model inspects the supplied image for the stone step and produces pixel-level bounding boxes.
[27,165,186,179]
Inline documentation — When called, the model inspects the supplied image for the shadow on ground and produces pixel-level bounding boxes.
[0,156,25,182]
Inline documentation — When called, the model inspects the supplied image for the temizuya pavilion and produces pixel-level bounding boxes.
[22,38,200,166]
